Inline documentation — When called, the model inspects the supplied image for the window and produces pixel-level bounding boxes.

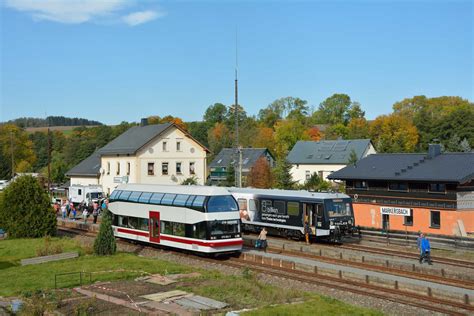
[148,163,155,176]
[389,182,408,191]
[404,212,413,226]
[192,196,206,210]
[78,189,82,195]
[207,195,239,212]
[128,191,142,202]
[185,195,196,207]
[173,222,185,236]
[173,194,188,206]
[109,190,120,200]
[305,170,311,180]
[189,162,195,175]
[161,193,177,205]
[176,162,182,174]
[107,162,110,175]
[126,162,130,176]
[430,211,440,228]
[162,141,167,151]
[328,201,352,217]
[149,193,164,204]
[354,181,368,189]
[176,141,181,151]
[116,162,120,175]
[238,198,247,211]
[138,192,152,203]
[209,220,240,237]
[118,190,132,200]
[162,162,169,175]
[429,183,446,193]
[274,200,286,214]
[287,201,300,216]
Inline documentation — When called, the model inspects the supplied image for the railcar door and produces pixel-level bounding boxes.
[149,211,160,243]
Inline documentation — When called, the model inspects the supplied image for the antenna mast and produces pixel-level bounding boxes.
[234,29,242,187]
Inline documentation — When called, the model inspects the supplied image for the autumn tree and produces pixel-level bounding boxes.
[274,119,309,158]
[208,123,232,156]
[325,123,348,140]
[251,127,276,153]
[246,157,273,188]
[369,114,419,152]
[0,124,36,179]
[303,127,322,141]
[346,118,370,139]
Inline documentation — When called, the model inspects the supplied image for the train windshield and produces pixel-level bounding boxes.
[207,195,238,213]
[209,219,240,237]
[328,200,352,217]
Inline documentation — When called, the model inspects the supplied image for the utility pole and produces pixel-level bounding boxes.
[10,130,14,178]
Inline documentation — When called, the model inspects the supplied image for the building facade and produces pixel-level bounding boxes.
[66,122,208,195]
[328,145,474,237]
[287,139,376,183]
[209,148,275,185]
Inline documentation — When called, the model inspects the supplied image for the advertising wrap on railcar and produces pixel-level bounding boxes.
[239,196,303,227]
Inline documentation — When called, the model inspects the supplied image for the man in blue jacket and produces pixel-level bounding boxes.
[420,234,432,265]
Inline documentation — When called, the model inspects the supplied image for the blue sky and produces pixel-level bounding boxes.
[1,0,472,125]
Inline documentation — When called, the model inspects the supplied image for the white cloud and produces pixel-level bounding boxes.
[122,10,164,26]
[4,0,129,24]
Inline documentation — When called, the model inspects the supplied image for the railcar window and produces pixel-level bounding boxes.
[192,196,206,209]
[274,200,286,214]
[287,201,299,216]
[128,191,142,202]
[149,193,164,204]
[138,192,153,203]
[191,222,207,239]
[185,195,196,207]
[249,199,257,212]
[119,191,132,201]
[328,202,352,217]
[173,194,188,206]
[161,193,177,205]
[238,198,247,211]
[207,196,238,212]
[174,223,185,236]
[209,220,240,236]
[161,221,173,235]
[109,190,120,200]
[128,217,139,229]
[117,215,128,227]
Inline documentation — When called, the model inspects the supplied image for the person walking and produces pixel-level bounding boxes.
[82,208,89,223]
[258,227,268,252]
[304,222,311,245]
[420,234,432,265]
[71,204,77,221]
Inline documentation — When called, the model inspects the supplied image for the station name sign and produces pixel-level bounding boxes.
[380,207,411,216]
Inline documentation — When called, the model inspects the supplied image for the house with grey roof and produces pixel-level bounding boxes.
[209,148,275,185]
[287,139,376,183]
[327,144,474,237]
[66,120,209,195]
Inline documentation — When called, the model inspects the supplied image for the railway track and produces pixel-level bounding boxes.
[58,226,473,315]
[337,243,474,269]
[257,245,474,290]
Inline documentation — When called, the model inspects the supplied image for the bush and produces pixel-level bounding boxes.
[93,208,116,256]
[0,175,56,238]
[36,236,64,257]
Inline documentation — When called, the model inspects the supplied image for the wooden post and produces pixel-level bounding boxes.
[339,253,343,260]
[314,266,318,274]
[339,270,342,279]
[427,287,432,297]
[394,280,398,289]
[365,275,369,284]
[362,256,365,263]
[464,294,469,305]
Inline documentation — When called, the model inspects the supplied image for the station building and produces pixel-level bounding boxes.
[328,145,474,237]
[66,120,209,195]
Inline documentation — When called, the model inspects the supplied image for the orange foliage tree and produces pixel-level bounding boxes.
[246,157,273,188]
[369,114,419,152]
[303,126,322,141]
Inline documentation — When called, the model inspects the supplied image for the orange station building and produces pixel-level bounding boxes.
[328,145,474,237]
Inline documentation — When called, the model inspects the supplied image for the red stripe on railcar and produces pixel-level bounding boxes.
[117,228,149,237]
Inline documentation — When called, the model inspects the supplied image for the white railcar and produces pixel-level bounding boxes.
[108,184,243,254]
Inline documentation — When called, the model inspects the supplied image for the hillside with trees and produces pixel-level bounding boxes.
[1,94,472,183]
[5,116,103,128]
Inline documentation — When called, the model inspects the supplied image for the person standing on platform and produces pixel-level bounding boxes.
[420,234,432,265]
[304,222,311,245]
[258,227,268,252]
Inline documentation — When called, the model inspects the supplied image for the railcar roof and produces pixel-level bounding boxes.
[227,187,349,199]
[114,184,232,196]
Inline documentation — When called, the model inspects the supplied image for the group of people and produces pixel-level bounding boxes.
[54,198,108,224]
[417,232,432,265]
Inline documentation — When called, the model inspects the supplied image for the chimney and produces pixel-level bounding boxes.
[428,144,441,159]
[140,118,148,127]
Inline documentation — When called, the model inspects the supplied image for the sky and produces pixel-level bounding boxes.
[0,0,472,125]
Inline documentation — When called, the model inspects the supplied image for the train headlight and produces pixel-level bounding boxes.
[330,220,334,226]
[348,219,352,225]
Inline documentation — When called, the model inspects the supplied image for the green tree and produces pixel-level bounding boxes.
[313,94,352,125]
[226,104,247,129]
[347,149,358,166]
[303,172,331,191]
[181,176,198,185]
[274,119,309,157]
[345,101,365,121]
[93,208,117,256]
[0,175,56,238]
[272,158,295,189]
[325,123,348,140]
[226,163,236,187]
[203,103,228,126]
[369,114,419,153]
